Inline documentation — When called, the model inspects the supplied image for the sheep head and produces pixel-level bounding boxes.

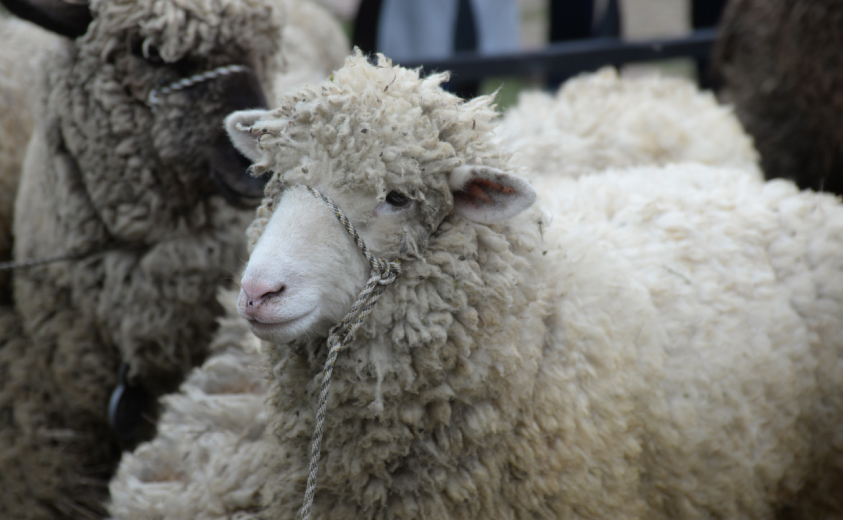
[2,0,283,239]
[226,52,536,345]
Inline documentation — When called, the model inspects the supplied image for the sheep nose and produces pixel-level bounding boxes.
[240,280,286,309]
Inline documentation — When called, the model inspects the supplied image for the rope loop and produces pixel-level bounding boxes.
[297,185,403,520]
[147,64,248,108]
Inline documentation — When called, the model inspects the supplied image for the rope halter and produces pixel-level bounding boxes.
[298,185,403,520]
[147,64,248,107]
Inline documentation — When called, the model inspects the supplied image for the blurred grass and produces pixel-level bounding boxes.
[480,76,543,111]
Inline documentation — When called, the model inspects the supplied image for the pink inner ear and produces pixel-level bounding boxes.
[456,178,516,206]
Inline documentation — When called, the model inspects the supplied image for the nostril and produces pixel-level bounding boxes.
[241,280,286,307]
[264,285,286,300]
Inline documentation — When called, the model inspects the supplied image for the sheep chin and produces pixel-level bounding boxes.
[245,306,321,344]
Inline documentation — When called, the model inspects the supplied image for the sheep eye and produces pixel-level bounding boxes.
[131,39,163,64]
[145,45,163,63]
[385,191,411,208]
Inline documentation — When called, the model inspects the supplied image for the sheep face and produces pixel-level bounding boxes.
[233,167,534,344]
[225,56,536,344]
[3,0,283,237]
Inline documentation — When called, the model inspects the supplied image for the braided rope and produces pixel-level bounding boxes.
[299,186,402,520]
[147,64,248,107]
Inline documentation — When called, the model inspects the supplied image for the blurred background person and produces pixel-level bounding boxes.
[354,0,521,97]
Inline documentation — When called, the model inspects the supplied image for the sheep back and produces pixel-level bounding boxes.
[108,289,270,520]
[498,67,761,182]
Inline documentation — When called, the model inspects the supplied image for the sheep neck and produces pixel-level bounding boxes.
[264,207,549,519]
[298,186,404,520]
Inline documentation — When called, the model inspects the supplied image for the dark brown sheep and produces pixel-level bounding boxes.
[713,0,843,194]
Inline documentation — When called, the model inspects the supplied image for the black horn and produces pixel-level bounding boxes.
[1,0,93,39]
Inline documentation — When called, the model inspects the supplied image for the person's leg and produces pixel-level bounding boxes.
[692,0,728,89]
[352,0,384,55]
[549,0,595,42]
[450,0,479,98]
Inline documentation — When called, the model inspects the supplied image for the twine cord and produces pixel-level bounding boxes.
[298,185,402,520]
[147,64,248,107]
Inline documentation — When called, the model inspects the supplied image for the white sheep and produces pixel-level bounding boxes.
[110,52,843,519]
[0,0,347,517]
[497,67,762,182]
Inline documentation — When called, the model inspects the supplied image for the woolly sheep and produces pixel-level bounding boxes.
[110,66,765,517]
[0,0,347,518]
[713,0,843,194]
[496,67,762,182]
[111,53,843,519]
[0,0,346,302]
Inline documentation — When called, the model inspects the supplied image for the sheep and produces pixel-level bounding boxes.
[110,52,843,519]
[713,0,843,194]
[0,0,348,518]
[0,0,347,303]
[0,15,63,303]
[496,67,762,182]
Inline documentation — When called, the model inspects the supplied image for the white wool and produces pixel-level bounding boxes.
[111,163,843,520]
[497,67,762,181]
[108,290,271,520]
[108,56,843,519]
[273,0,350,91]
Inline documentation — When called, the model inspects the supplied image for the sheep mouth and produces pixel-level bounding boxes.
[209,134,269,208]
[246,307,319,340]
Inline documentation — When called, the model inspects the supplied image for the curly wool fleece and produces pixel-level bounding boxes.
[112,53,843,519]
[260,54,843,519]
[0,0,289,518]
[497,67,762,181]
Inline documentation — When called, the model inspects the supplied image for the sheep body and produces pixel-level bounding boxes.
[497,67,762,181]
[110,54,843,519]
[256,170,841,520]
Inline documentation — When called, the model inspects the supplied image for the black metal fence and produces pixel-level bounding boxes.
[399,28,717,85]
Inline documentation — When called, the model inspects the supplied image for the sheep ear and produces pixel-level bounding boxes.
[449,165,536,224]
[1,0,92,38]
[225,109,270,163]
